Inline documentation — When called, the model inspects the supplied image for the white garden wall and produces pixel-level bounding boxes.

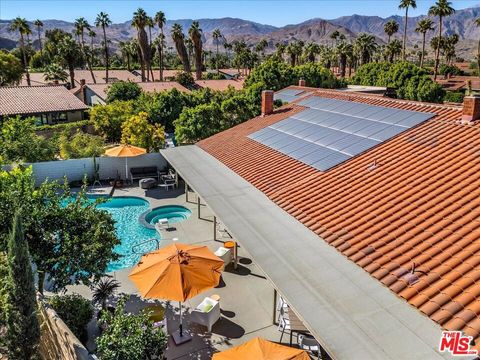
[4,153,167,186]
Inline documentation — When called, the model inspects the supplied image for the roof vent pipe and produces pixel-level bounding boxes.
[261,90,274,117]
[298,79,306,87]
[462,95,480,124]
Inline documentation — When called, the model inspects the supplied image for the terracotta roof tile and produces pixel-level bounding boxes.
[194,79,244,91]
[198,87,480,350]
[86,81,189,100]
[0,85,88,116]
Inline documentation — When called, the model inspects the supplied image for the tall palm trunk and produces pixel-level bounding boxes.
[20,33,30,86]
[433,16,442,81]
[216,42,219,74]
[102,25,109,83]
[421,32,426,67]
[126,53,131,71]
[68,62,75,88]
[81,32,96,84]
[137,29,151,82]
[158,44,163,81]
[194,45,202,80]
[137,45,145,81]
[37,27,42,53]
[402,7,408,60]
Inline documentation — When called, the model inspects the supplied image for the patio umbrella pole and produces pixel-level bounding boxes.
[125,157,128,184]
[179,301,183,336]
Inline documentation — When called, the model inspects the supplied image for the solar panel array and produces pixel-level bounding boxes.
[248,96,434,171]
[274,89,312,103]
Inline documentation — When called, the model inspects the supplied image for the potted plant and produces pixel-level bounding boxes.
[92,277,120,320]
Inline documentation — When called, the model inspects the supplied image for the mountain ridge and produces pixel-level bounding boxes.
[1,5,479,58]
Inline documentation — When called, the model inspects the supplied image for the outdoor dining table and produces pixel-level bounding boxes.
[287,309,310,346]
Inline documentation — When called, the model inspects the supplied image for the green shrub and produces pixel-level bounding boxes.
[106,81,142,103]
[204,72,226,80]
[439,64,463,76]
[49,294,93,343]
[97,297,167,360]
[59,130,105,159]
[175,71,195,87]
[36,119,91,132]
[443,91,465,103]
[245,58,341,92]
[352,61,445,103]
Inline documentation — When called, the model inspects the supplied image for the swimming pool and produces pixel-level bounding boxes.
[76,196,191,271]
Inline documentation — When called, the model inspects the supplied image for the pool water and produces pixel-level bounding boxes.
[94,197,160,272]
[144,205,192,225]
[65,195,192,271]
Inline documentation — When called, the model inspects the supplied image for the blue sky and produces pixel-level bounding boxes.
[0,0,478,26]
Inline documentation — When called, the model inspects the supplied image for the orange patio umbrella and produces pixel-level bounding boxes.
[129,243,224,343]
[105,144,146,181]
[212,337,311,360]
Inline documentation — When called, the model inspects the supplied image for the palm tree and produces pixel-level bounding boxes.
[171,23,190,72]
[43,63,69,83]
[153,35,165,80]
[336,41,352,77]
[275,42,286,60]
[34,19,43,53]
[354,33,378,65]
[74,17,96,83]
[95,12,112,83]
[286,41,303,66]
[119,41,132,71]
[330,30,340,46]
[58,36,81,88]
[212,28,222,73]
[476,18,480,79]
[88,29,97,66]
[9,17,31,86]
[399,0,417,60]
[189,21,203,80]
[384,20,399,43]
[92,277,120,311]
[304,42,320,63]
[428,0,455,80]
[132,8,152,82]
[146,16,155,81]
[154,11,166,81]
[386,39,402,62]
[255,38,268,59]
[443,33,459,65]
[415,18,434,67]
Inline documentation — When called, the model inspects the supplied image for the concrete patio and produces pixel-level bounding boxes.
[66,183,294,359]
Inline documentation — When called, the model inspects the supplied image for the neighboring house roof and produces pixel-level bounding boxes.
[74,70,141,84]
[198,86,480,351]
[19,72,64,86]
[0,85,88,116]
[218,68,241,77]
[86,81,190,101]
[195,79,244,91]
[433,75,480,91]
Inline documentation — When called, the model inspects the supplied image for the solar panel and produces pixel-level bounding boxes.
[249,96,435,171]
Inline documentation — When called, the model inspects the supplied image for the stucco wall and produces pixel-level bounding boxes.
[4,153,167,185]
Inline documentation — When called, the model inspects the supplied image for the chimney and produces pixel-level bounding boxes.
[53,80,59,85]
[261,90,274,116]
[462,95,480,123]
[298,79,306,87]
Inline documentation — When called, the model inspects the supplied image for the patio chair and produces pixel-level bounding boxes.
[214,246,232,265]
[190,297,221,332]
[155,218,169,234]
[298,334,321,360]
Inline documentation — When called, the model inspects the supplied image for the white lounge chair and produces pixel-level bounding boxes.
[214,246,232,264]
[190,297,220,332]
[155,218,169,234]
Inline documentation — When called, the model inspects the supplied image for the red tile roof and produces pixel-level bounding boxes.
[0,85,88,116]
[86,81,190,100]
[195,79,244,91]
[198,87,480,350]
